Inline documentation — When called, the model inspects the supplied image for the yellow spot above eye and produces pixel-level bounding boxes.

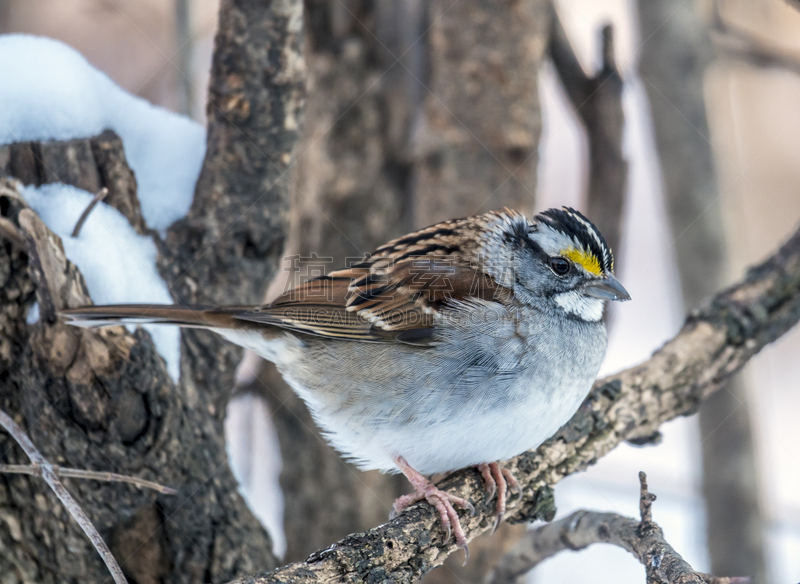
[561,248,603,276]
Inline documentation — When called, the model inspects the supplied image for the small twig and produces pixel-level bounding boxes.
[71,187,108,237]
[0,464,177,495]
[486,472,751,584]
[0,408,128,584]
[638,470,656,524]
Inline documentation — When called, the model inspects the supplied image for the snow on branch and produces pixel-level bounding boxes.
[487,472,751,584]
[228,222,800,583]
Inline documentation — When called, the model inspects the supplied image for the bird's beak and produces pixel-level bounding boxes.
[583,273,631,302]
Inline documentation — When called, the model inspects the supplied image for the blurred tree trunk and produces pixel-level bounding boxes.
[237,0,420,563]
[548,10,627,258]
[413,0,546,225]
[0,0,9,32]
[636,1,768,582]
[412,1,549,581]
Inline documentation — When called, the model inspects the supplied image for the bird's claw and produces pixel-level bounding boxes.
[463,499,476,516]
[460,542,470,566]
[477,462,519,531]
[492,512,504,534]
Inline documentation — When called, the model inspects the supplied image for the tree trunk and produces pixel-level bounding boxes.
[413,0,547,225]
[0,0,305,581]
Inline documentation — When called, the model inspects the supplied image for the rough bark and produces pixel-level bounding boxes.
[548,8,627,256]
[0,0,305,582]
[413,0,547,225]
[0,130,147,235]
[229,221,800,583]
[486,473,749,584]
[159,0,304,307]
[1,179,272,584]
[636,1,767,580]
[237,0,418,562]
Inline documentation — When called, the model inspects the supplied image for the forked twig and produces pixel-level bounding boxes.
[0,408,128,584]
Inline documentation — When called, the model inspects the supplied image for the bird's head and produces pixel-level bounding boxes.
[483,207,630,321]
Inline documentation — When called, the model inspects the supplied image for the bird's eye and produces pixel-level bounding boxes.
[550,257,571,275]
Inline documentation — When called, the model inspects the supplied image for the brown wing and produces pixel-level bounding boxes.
[234,214,515,344]
[235,274,381,341]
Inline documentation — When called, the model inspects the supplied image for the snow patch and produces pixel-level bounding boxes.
[22,183,181,381]
[0,34,205,232]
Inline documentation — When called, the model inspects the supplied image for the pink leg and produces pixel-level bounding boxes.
[477,462,521,531]
[391,456,475,562]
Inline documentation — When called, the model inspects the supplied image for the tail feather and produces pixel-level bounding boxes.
[60,304,245,330]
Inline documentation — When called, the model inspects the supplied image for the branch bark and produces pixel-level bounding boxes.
[228,222,800,583]
[0,130,147,235]
[486,472,750,584]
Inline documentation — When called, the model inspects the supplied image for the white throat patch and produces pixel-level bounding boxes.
[554,290,605,322]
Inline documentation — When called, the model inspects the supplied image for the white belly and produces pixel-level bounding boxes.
[285,371,595,475]
[215,305,606,476]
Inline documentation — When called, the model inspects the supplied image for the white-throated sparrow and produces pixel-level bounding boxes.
[62,207,630,554]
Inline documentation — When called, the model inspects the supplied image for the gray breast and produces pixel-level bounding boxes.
[282,302,607,433]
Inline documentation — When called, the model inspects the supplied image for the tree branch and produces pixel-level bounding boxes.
[548,5,627,255]
[228,223,800,583]
[486,472,751,584]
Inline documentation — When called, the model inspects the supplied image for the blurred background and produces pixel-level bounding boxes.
[2,0,799,582]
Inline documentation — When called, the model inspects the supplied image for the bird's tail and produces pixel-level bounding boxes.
[60,304,245,330]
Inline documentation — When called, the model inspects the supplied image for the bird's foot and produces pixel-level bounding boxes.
[477,462,521,531]
[391,456,475,563]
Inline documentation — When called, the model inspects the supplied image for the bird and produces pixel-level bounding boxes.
[61,207,630,556]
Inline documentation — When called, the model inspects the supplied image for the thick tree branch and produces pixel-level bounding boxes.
[230,223,800,583]
[161,0,305,307]
[486,472,750,584]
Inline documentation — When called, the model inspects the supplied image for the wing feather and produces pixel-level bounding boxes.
[235,213,517,343]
